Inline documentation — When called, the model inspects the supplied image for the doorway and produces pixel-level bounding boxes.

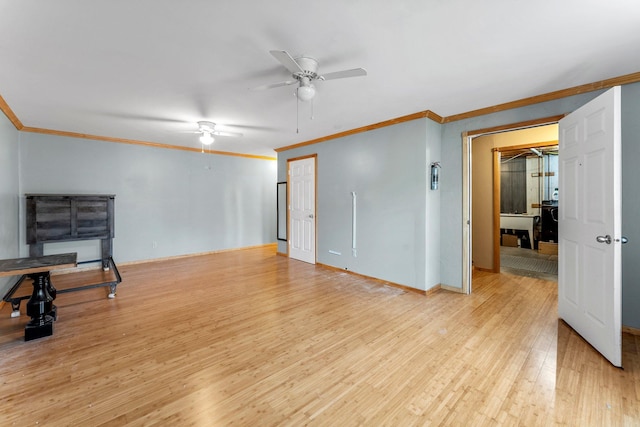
[462,116,564,293]
[462,88,623,367]
[472,124,559,279]
[494,140,559,281]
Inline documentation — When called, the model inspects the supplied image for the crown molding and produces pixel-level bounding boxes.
[277,70,640,152]
[443,71,640,123]
[20,126,276,161]
[274,110,443,153]
[3,71,640,158]
[0,94,24,130]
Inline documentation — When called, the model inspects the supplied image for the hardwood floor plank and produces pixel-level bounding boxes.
[0,246,638,425]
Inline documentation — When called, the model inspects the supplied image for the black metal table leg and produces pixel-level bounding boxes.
[42,272,58,321]
[24,272,55,341]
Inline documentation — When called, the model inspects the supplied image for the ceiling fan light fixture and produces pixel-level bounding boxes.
[200,132,214,145]
[297,84,316,102]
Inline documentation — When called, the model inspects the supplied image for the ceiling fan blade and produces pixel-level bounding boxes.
[95,111,188,124]
[225,123,278,132]
[320,68,367,81]
[270,50,304,74]
[212,131,243,137]
[251,80,298,91]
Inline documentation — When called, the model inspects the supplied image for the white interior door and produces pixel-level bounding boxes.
[558,86,622,367]
[289,157,316,264]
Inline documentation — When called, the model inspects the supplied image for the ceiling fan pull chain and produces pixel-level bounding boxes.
[296,95,300,134]
[310,98,314,120]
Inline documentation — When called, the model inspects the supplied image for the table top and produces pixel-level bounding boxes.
[0,253,77,277]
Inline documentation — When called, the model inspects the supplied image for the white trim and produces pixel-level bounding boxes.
[462,133,472,294]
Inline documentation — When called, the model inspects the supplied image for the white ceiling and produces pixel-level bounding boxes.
[1,1,640,158]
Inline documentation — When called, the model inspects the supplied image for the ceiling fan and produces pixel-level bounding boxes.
[254,50,367,102]
[196,121,243,145]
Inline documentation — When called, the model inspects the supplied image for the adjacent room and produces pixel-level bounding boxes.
[1,1,640,425]
[472,124,559,282]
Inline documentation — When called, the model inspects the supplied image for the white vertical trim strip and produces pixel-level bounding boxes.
[351,191,357,257]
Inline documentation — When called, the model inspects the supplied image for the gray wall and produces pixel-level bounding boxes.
[11,132,276,284]
[0,113,20,294]
[276,82,640,327]
[278,118,442,291]
[622,83,640,328]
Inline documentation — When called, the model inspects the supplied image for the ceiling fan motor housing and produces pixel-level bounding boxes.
[197,121,216,133]
[293,56,320,82]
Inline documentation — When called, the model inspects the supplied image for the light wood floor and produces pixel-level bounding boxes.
[1,245,638,426]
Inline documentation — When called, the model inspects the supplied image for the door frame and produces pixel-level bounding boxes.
[462,115,565,293]
[286,154,318,263]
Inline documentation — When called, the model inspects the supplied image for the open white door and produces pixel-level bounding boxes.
[558,86,622,367]
[288,157,316,264]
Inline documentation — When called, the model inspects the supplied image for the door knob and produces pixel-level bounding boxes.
[308,214,314,219]
[620,236,628,244]
[596,235,612,244]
